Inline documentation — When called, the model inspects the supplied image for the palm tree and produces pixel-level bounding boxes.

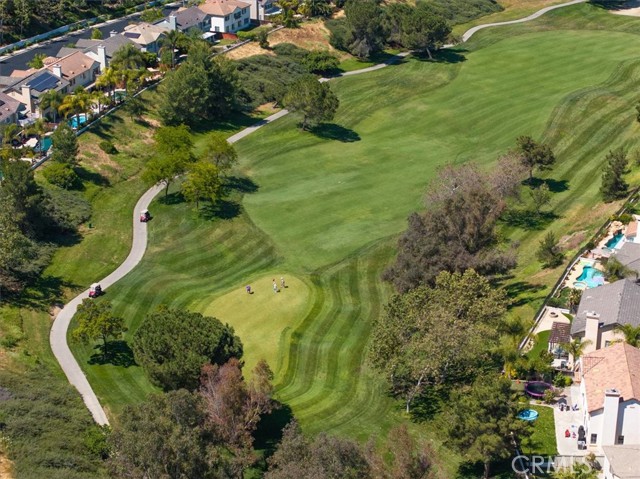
[96,67,119,102]
[38,89,64,123]
[161,30,186,69]
[568,288,582,314]
[25,118,46,152]
[111,43,147,71]
[560,338,592,370]
[90,90,107,117]
[58,88,91,128]
[614,324,640,348]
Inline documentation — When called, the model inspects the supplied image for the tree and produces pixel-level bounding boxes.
[161,29,187,69]
[39,89,64,123]
[529,183,551,214]
[384,163,518,292]
[400,5,450,59]
[43,162,79,189]
[27,52,46,69]
[140,6,164,22]
[72,299,127,359]
[95,67,119,102]
[601,147,629,202]
[91,28,103,40]
[568,288,582,313]
[614,324,640,347]
[133,306,243,391]
[560,338,592,369]
[143,125,195,195]
[537,230,564,268]
[443,374,532,479]
[516,135,556,182]
[123,94,145,121]
[201,133,238,175]
[14,0,32,35]
[344,0,384,59]
[283,75,339,130]
[159,46,239,126]
[108,390,226,479]
[257,28,269,49]
[303,50,339,74]
[551,463,598,479]
[0,205,38,294]
[604,257,635,282]
[111,43,148,71]
[274,0,300,27]
[199,358,275,472]
[299,0,331,17]
[370,270,508,412]
[50,123,79,165]
[182,161,222,209]
[58,87,91,127]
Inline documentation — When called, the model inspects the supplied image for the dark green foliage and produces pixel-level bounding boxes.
[51,123,79,165]
[159,44,239,126]
[40,187,91,232]
[516,135,556,181]
[140,6,164,22]
[303,50,339,74]
[133,306,243,391]
[424,0,503,25]
[343,0,385,58]
[108,390,226,479]
[384,163,517,292]
[326,18,351,51]
[442,374,532,479]
[537,230,564,268]
[98,140,118,155]
[282,75,339,130]
[604,257,635,281]
[0,368,108,479]
[42,162,79,189]
[237,45,309,107]
[399,3,451,58]
[257,28,270,49]
[601,147,629,202]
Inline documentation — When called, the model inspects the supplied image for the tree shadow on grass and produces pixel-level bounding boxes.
[200,199,241,220]
[88,340,137,367]
[503,280,547,308]
[253,401,294,456]
[528,177,569,193]
[158,191,186,205]
[225,175,259,194]
[310,123,361,142]
[500,209,559,231]
[589,0,630,11]
[9,275,72,309]
[75,166,110,187]
[413,49,467,64]
[410,386,450,422]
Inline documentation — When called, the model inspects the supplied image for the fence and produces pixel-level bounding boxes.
[519,186,640,351]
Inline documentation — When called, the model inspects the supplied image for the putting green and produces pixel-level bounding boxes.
[200,274,311,375]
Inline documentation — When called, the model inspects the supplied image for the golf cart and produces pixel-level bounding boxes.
[89,283,102,298]
[140,209,151,222]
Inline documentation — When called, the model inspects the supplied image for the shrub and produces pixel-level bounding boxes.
[303,50,339,74]
[99,140,118,155]
[42,162,79,190]
[542,388,558,404]
[237,30,257,41]
[617,213,633,224]
[41,187,91,232]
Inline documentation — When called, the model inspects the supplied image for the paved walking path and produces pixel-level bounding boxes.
[50,0,590,424]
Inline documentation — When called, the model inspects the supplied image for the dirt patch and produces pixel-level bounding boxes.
[226,20,349,60]
[0,452,14,479]
[610,0,640,16]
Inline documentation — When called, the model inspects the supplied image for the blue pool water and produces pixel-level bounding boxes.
[518,409,539,421]
[605,233,624,250]
[68,113,88,129]
[37,137,52,153]
[575,265,604,288]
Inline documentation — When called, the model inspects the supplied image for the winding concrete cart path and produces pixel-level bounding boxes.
[50,0,590,424]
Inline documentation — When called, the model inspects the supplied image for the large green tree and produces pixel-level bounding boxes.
[343,0,385,59]
[537,230,564,268]
[601,147,629,202]
[443,374,532,479]
[200,133,238,175]
[283,75,339,130]
[516,135,556,182]
[400,4,450,59]
[181,161,222,209]
[133,306,243,391]
[142,125,195,195]
[50,123,79,165]
[370,269,508,412]
[72,299,127,359]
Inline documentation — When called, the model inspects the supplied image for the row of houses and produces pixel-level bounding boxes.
[0,0,279,127]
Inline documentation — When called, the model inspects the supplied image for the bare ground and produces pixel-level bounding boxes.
[0,452,14,479]
[610,0,640,16]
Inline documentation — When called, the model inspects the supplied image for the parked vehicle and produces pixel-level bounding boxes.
[140,209,151,222]
[89,283,102,298]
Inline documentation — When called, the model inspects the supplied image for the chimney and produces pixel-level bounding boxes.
[97,45,107,72]
[584,311,600,353]
[169,14,177,31]
[52,64,62,79]
[110,30,117,38]
[601,389,621,446]
[21,84,33,113]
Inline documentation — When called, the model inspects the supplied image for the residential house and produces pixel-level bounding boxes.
[570,279,640,354]
[0,91,20,124]
[70,33,142,72]
[611,242,640,276]
[575,343,640,449]
[5,70,69,116]
[45,51,101,89]
[123,22,169,53]
[199,0,251,34]
[247,0,280,22]
[156,7,212,34]
[602,445,640,479]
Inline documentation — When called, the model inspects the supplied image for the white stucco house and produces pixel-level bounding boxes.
[247,0,280,21]
[198,0,251,34]
[602,445,640,479]
[575,343,640,450]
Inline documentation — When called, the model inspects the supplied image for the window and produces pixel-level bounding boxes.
[224,15,229,20]
[244,18,248,24]
[605,340,611,347]
[617,435,625,445]
[214,26,220,32]
[590,434,597,444]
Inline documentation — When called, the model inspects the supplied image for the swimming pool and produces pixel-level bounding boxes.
[574,265,604,289]
[37,137,52,153]
[605,232,624,250]
[68,113,89,129]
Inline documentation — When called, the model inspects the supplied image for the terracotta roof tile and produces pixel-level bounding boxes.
[198,0,250,17]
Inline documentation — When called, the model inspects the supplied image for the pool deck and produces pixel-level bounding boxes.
[562,258,605,291]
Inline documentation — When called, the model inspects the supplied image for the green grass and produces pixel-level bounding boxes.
[528,330,551,358]
[522,405,557,456]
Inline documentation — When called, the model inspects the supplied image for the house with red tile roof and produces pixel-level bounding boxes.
[575,343,640,449]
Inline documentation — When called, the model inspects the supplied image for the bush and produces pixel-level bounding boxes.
[42,162,79,190]
[617,213,633,224]
[237,30,257,41]
[41,187,91,232]
[303,50,339,74]
[98,140,118,155]
[542,388,558,404]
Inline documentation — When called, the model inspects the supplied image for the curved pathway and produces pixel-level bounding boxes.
[51,0,589,424]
